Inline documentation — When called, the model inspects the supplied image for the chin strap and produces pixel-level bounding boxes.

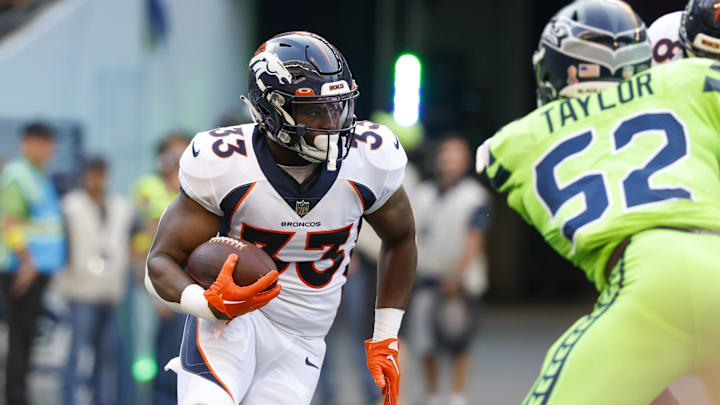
[240,95,262,123]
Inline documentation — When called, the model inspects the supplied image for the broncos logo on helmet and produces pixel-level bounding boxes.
[250,51,293,87]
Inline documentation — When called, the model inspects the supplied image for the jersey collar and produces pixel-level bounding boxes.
[253,129,342,217]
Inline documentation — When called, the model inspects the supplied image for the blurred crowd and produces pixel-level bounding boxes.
[0,120,197,405]
[0,114,492,405]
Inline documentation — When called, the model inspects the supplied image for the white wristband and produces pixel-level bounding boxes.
[180,284,218,321]
[372,308,405,342]
[145,264,218,321]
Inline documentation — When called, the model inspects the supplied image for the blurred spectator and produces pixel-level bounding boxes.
[132,132,190,229]
[409,135,490,405]
[130,131,190,405]
[56,157,134,405]
[0,121,66,405]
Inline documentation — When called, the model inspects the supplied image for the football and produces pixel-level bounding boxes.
[186,236,277,289]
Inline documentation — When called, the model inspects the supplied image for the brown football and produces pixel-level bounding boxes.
[186,236,277,289]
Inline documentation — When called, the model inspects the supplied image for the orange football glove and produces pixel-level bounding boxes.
[204,254,281,319]
[365,338,400,405]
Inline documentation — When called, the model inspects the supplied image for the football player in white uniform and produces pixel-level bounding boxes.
[648,0,720,65]
[145,32,416,405]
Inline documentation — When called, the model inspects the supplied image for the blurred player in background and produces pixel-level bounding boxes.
[145,31,416,405]
[648,0,720,65]
[0,122,66,405]
[477,0,720,403]
[410,135,489,405]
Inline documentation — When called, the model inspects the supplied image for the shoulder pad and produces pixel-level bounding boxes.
[342,121,408,214]
[180,124,257,181]
[349,120,408,172]
[648,11,682,41]
[179,124,261,215]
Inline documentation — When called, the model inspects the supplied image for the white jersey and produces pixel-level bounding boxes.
[179,121,407,338]
[648,11,685,66]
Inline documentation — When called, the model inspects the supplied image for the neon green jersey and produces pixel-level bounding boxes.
[480,58,720,290]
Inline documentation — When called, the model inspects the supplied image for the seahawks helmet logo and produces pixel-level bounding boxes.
[250,51,293,85]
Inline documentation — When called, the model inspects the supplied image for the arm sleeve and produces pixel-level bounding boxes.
[177,134,224,216]
[365,164,406,214]
[354,123,408,214]
[1,182,28,219]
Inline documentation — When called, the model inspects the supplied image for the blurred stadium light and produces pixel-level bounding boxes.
[132,355,157,383]
[392,53,422,127]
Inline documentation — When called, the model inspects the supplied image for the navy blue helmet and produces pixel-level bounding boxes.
[242,31,359,170]
[533,0,652,106]
[681,0,720,58]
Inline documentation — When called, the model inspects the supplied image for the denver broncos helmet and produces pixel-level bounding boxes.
[242,31,359,171]
[681,0,720,58]
[532,0,651,106]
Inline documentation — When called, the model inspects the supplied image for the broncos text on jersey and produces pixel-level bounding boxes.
[178,121,407,338]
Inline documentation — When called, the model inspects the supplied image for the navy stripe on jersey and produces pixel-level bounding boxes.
[180,316,232,399]
[252,129,341,216]
[348,180,377,212]
[488,150,511,191]
[218,183,255,236]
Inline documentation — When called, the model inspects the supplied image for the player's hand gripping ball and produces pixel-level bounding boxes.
[187,236,281,319]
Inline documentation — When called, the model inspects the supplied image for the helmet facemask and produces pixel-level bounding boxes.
[244,86,359,171]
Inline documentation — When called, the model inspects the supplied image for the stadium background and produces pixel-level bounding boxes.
[0,0,705,404]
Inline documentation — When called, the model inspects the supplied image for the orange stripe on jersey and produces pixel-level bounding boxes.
[347,180,366,211]
[194,317,234,402]
[229,182,256,231]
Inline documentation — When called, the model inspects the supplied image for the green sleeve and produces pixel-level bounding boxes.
[0,181,28,219]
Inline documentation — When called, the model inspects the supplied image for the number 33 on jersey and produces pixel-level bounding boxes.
[477,59,720,290]
[179,120,407,337]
